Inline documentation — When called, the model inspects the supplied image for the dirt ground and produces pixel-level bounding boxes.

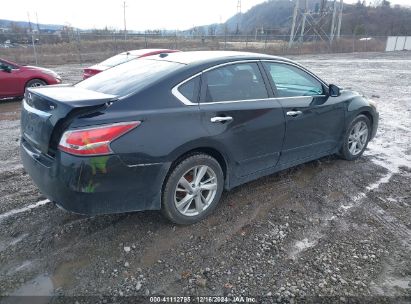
[0,51,410,303]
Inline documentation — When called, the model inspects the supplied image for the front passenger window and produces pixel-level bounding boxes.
[263,62,323,98]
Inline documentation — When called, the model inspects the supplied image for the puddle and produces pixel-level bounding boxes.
[53,258,90,289]
[0,200,50,222]
[1,274,54,304]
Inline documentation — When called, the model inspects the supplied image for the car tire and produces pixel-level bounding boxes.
[340,114,371,161]
[25,79,47,90]
[162,153,224,225]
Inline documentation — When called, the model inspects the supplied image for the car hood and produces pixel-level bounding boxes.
[23,66,60,78]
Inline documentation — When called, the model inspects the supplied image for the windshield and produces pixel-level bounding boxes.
[99,54,138,67]
[76,59,183,96]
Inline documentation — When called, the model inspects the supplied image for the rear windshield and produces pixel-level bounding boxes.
[76,59,183,96]
[100,54,137,67]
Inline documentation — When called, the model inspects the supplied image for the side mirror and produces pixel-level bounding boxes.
[0,64,12,73]
[329,84,340,97]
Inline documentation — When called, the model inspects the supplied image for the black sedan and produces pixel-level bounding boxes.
[20,51,379,224]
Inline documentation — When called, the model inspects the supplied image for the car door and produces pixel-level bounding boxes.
[262,61,345,165]
[0,60,21,97]
[199,61,285,179]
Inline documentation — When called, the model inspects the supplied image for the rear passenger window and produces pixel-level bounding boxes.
[178,76,200,103]
[204,63,268,103]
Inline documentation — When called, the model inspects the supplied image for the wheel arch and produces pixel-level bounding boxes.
[165,146,230,190]
[24,77,49,89]
[358,111,373,130]
[346,95,374,128]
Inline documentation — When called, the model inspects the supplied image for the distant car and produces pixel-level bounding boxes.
[21,51,379,225]
[83,49,180,79]
[0,58,61,99]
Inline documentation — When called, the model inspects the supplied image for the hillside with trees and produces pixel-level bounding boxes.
[221,0,411,36]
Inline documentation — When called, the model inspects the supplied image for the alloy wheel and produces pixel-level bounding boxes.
[174,165,218,216]
[348,121,369,156]
[30,82,45,87]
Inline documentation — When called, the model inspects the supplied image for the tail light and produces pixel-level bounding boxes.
[58,121,141,156]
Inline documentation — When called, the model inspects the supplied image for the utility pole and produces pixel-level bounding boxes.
[35,12,40,32]
[27,12,38,65]
[330,0,337,43]
[27,12,33,32]
[336,0,344,40]
[299,0,308,42]
[123,1,127,41]
[236,0,242,35]
[289,0,299,48]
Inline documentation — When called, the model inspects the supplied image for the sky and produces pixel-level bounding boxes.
[1,0,410,31]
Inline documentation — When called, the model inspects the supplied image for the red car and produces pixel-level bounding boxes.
[0,58,62,99]
[83,48,180,79]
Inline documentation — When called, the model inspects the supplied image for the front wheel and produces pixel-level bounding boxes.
[162,154,224,225]
[340,115,371,160]
[25,79,47,90]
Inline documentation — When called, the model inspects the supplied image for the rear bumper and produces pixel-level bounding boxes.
[20,139,170,215]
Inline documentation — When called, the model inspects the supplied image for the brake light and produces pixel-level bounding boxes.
[58,121,141,156]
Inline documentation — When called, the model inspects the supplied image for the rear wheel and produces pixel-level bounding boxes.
[162,154,224,225]
[25,79,47,90]
[340,115,371,160]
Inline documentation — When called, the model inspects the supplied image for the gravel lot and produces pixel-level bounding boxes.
[0,52,410,303]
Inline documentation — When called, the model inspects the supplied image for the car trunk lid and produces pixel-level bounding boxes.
[21,86,117,155]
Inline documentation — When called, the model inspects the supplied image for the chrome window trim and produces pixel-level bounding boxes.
[261,59,329,88]
[171,73,201,106]
[171,59,329,106]
[199,95,326,106]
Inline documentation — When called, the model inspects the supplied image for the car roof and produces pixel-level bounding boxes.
[149,51,293,65]
[120,49,179,56]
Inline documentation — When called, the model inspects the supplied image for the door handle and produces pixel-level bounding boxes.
[286,111,303,117]
[211,116,233,123]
